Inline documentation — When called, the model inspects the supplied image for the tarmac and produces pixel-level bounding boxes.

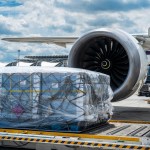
[112,94,150,121]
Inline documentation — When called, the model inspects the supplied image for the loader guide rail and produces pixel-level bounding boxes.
[0,135,149,150]
[0,120,150,149]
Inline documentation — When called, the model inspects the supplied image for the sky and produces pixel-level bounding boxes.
[0,0,150,63]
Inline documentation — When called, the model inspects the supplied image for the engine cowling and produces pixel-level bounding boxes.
[68,28,148,101]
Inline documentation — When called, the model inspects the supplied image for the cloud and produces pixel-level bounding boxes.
[0,23,20,35]
[0,0,22,7]
[54,0,150,12]
[0,10,19,16]
[0,0,150,63]
[86,14,135,30]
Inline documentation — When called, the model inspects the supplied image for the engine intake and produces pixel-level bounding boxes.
[68,28,148,101]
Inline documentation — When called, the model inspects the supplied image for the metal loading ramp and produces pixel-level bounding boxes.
[0,120,150,150]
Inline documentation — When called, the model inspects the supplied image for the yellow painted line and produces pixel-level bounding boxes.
[90,142,95,146]
[15,137,20,141]
[97,143,102,147]
[109,120,150,124]
[70,141,75,145]
[51,140,56,143]
[8,89,82,93]
[0,136,149,149]
[118,145,124,148]
[57,140,62,144]
[4,136,8,140]
[77,141,81,145]
[0,128,140,142]
[33,139,38,142]
[104,143,110,147]
[63,141,68,144]
[9,137,14,140]
[39,139,44,143]
[112,144,117,148]
[126,145,131,149]
[45,139,50,143]
[26,138,31,142]
[133,146,139,149]
[83,142,88,145]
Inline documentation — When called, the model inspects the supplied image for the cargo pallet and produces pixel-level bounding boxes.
[0,120,150,150]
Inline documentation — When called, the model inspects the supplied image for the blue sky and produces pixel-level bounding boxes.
[0,0,150,63]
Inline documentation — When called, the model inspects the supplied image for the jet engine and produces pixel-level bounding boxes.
[68,28,148,101]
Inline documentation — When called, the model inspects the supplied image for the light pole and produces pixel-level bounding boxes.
[18,50,20,66]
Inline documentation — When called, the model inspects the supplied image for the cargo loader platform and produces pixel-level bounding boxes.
[0,120,150,150]
[0,95,150,150]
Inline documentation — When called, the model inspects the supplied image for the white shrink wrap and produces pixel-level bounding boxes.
[0,67,113,132]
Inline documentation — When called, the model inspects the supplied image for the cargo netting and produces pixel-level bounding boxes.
[0,67,113,132]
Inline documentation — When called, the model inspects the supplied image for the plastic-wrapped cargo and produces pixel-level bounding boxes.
[0,67,113,132]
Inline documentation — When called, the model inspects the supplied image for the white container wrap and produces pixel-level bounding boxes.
[0,67,113,132]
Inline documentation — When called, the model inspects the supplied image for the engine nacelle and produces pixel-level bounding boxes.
[68,28,148,101]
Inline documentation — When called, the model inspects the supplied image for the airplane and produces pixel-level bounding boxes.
[2,28,150,102]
